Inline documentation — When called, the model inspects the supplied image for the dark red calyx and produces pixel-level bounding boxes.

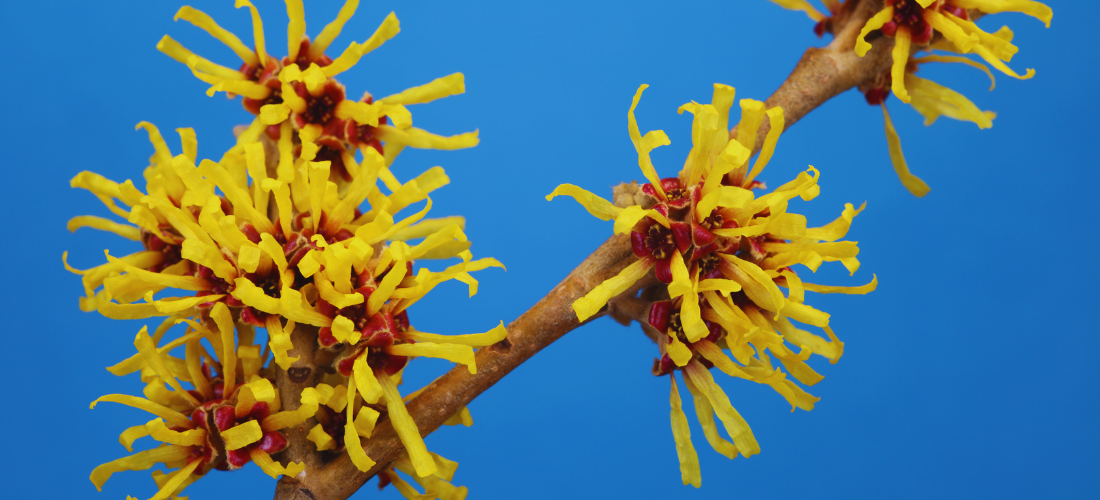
[671,221,693,254]
[294,80,347,129]
[884,0,932,43]
[283,38,334,69]
[652,354,676,377]
[691,220,717,247]
[942,5,968,19]
[661,178,691,209]
[695,253,724,280]
[248,401,271,421]
[654,257,674,284]
[649,301,672,332]
[331,228,354,242]
[337,356,356,377]
[191,408,208,428]
[240,307,267,327]
[911,21,935,44]
[864,86,890,106]
[226,449,251,469]
[317,297,338,318]
[240,224,262,244]
[704,320,723,343]
[214,406,236,432]
[814,19,828,37]
[383,354,409,375]
[212,383,225,400]
[393,310,410,332]
[258,431,289,454]
[355,269,376,289]
[631,229,651,258]
[360,313,397,347]
[745,236,767,261]
[318,327,339,347]
[639,222,676,261]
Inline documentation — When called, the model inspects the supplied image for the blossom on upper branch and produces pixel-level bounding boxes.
[854,0,1051,102]
[548,84,875,486]
[158,0,477,178]
[769,0,1050,196]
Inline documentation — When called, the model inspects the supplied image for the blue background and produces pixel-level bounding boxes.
[1,1,1096,498]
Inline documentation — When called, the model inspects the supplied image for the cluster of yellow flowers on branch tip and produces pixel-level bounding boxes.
[548,84,876,486]
[67,2,502,499]
[159,0,478,180]
[769,0,1051,197]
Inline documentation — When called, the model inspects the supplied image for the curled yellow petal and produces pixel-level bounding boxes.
[545,184,621,221]
[684,361,760,457]
[882,105,931,197]
[573,259,651,322]
[402,321,507,347]
[174,6,257,65]
[890,28,913,103]
[379,371,437,477]
[221,420,263,450]
[250,448,305,479]
[382,73,465,105]
[90,395,192,429]
[90,445,192,491]
[669,374,701,488]
[388,342,477,374]
[768,0,826,21]
[856,7,893,57]
[952,0,1052,27]
[67,216,141,240]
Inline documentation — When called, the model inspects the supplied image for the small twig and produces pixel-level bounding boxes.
[733,0,891,145]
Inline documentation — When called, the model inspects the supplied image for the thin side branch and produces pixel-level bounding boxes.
[273,1,907,498]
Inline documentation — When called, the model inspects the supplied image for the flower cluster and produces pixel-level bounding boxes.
[770,0,1051,196]
[69,2,501,499]
[548,84,875,486]
[160,0,478,178]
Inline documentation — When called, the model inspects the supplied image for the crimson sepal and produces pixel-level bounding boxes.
[335,348,364,377]
[318,327,339,347]
[214,407,236,432]
[258,431,289,454]
[911,21,935,44]
[671,222,692,254]
[654,258,673,284]
[383,354,409,375]
[652,354,676,377]
[226,449,251,469]
[360,313,397,347]
[248,401,271,422]
[649,301,672,332]
[240,307,267,327]
[691,220,717,247]
[393,310,410,331]
[630,229,651,259]
[704,320,723,343]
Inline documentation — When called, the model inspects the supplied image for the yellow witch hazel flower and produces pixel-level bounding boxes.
[769,0,1051,196]
[548,84,876,486]
[89,308,310,498]
[68,123,504,497]
[160,0,477,179]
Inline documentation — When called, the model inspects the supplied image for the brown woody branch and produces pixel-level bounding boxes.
[273,0,904,498]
